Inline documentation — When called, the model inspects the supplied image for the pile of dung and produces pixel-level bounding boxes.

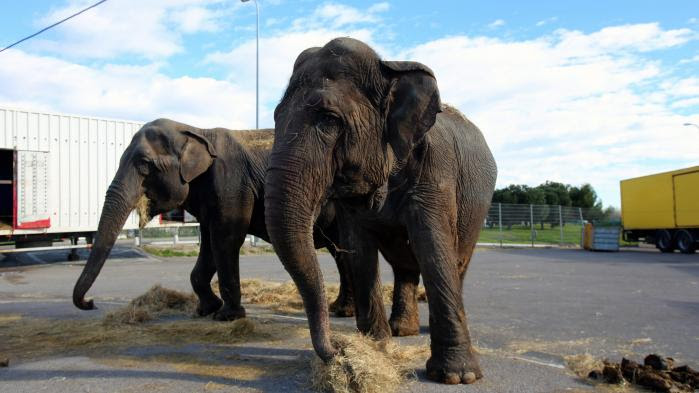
[135,195,152,228]
[103,285,197,325]
[576,354,698,392]
[310,334,428,393]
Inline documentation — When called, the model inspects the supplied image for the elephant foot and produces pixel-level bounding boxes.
[213,304,246,321]
[426,344,482,385]
[389,315,419,336]
[329,296,355,317]
[196,297,223,317]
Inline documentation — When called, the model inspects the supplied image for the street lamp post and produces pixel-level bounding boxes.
[241,0,259,130]
[683,122,699,130]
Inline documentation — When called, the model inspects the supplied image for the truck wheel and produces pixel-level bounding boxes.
[675,230,696,254]
[656,230,674,253]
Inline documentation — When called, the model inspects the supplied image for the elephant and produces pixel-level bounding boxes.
[264,37,497,384]
[71,119,356,320]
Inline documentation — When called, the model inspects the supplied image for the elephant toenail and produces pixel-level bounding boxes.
[445,373,461,384]
[463,372,477,384]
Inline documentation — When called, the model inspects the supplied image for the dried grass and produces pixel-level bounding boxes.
[565,353,605,378]
[103,285,198,325]
[135,195,152,229]
[505,337,598,355]
[310,334,428,393]
[214,280,426,315]
[231,130,275,150]
[0,303,306,363]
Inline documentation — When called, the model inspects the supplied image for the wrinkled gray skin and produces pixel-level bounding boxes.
[72,120,357,320]
[265,38,497,384]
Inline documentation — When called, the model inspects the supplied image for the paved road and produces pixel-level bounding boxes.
[1,246,697,392]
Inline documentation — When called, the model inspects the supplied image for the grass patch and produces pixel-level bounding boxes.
[142,244,283,258]
[479,223,584,245]
[142,245,199,258]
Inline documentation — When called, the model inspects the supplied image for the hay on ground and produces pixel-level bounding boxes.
[310,334,428,393]
[566,353,605,378]
[213,279,426,315]
[104,285,197,325]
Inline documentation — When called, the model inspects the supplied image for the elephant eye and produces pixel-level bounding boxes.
[136,158,151,176]
[317,112,340,129]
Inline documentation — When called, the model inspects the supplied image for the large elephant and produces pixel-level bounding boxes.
[265,38,497,384]
[71,119,356,320]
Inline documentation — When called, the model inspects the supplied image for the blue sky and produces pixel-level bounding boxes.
[1,0,697,206]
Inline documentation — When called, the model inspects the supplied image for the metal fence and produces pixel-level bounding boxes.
[483,203,596,247]
[130,203,597,249]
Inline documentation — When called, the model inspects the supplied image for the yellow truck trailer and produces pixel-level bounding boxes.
[620,166,699,253]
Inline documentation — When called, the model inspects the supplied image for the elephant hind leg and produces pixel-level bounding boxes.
[378,237,420,336]
[328,250,355,317]
[388,266,420,336]
[190,226,222,317]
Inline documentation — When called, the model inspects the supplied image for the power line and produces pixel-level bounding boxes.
[0,0,109,54]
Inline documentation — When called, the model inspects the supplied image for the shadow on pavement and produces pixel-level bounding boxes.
[0,245,151,268]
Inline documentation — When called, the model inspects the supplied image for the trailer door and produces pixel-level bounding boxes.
[674,171,699,228]
[15,150,50,229]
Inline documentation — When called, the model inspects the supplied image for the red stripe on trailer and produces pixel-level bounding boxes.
[15,218,51,229]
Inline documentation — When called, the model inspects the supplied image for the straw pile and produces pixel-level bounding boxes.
[212,280,426,314]
[104,285,197,325]
[310,334,428,393]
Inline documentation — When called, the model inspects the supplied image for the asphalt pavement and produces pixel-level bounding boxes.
[1,246,697,392]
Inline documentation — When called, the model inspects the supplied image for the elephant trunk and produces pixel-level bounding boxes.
[265,151,337,362]
[73,169,142,310]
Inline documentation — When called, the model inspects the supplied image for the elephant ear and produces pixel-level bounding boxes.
[179,130,217,183]
[381,61,442,161]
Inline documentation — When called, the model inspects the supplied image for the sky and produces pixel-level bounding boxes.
[0,0,697,207]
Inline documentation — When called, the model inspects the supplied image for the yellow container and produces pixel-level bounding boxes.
[620,166,699,230]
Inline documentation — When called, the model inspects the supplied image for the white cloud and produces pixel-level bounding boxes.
[170,5,223,33]
[400,24,698,205]
[368,2,390,13]
[28,0,236,60]
[536,17,558,27]
[488,19,505,29]
[290,2,389,30]
[2,0,697,208]
[0,49,254,129]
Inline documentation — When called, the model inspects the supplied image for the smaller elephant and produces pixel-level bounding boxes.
[72,119,356,320]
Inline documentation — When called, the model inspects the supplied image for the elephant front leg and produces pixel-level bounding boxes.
[210,225,247,321]
[328,250,355,317]
[407,209,482,385]
[388,267,420,336]
[190,226,222,316]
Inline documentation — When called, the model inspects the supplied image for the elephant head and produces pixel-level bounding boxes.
[73,119,216,310]
[265,37,441,360]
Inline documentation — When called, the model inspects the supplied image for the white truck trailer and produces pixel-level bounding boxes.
[0,106,194,258]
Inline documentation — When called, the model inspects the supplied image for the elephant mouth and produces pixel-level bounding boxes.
[329,182,387,212]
